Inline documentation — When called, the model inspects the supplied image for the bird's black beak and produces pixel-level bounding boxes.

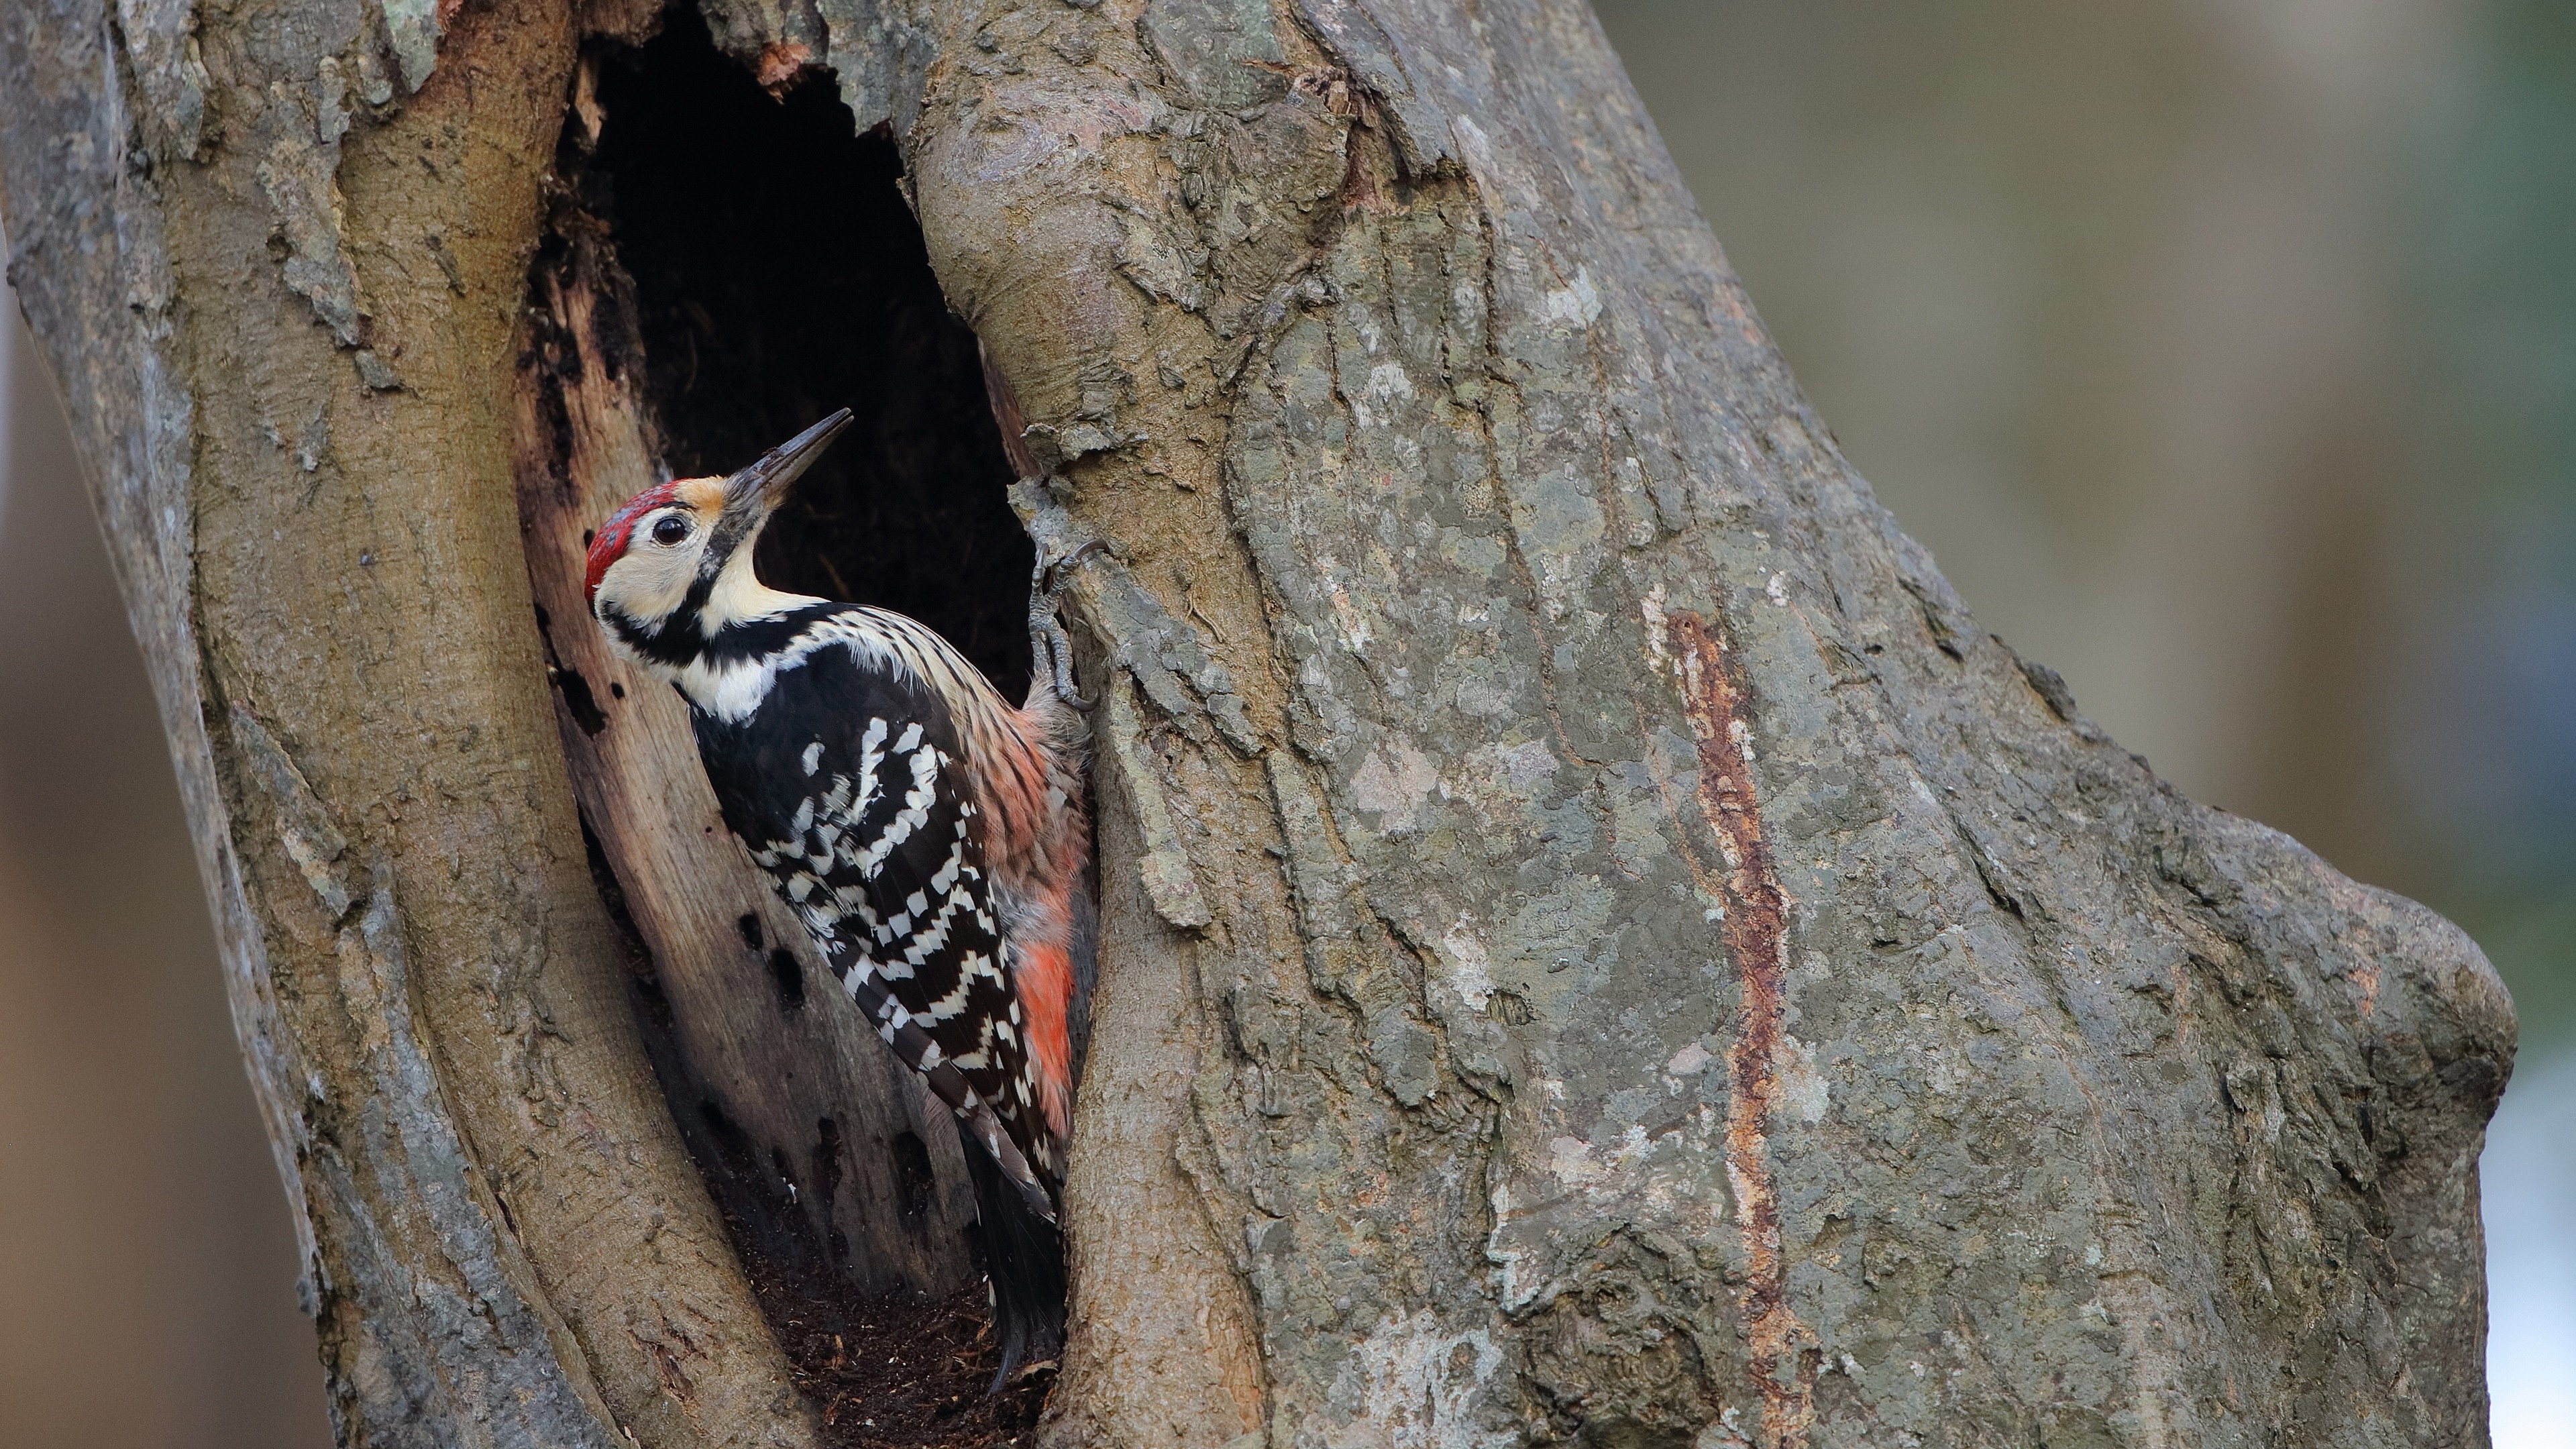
[724,408,854,517]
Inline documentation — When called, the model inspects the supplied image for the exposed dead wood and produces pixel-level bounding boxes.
[513,213,981,1303]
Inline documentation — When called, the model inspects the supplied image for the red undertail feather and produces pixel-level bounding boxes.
[1016,939,1075,1138]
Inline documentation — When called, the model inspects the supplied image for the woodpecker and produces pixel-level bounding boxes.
[585,409,1092,1376]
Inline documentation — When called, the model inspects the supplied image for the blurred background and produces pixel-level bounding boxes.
[1,1,2567,1442]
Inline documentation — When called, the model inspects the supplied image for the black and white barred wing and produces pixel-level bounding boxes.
[696,651,1056,1218]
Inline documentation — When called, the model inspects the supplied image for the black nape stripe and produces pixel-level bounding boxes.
[607,599,853,672]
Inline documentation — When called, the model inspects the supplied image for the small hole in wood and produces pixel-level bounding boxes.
[890,1130,938,1226]
[769,947,806,1013]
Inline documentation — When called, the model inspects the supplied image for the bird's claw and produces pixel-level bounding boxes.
[1030,541,1106,712]
[1036,614,1093,712]
[1038,539,1107,596]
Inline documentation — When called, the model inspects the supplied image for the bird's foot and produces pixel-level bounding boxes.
[1030,541,1105,712]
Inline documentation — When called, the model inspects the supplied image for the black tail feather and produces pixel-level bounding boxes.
[957,1119,1065,1389]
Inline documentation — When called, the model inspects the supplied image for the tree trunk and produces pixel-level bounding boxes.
[0,2,2513,1448]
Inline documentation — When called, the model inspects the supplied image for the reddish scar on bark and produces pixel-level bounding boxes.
[757,42,812,91]
[1666,607,1818,1449]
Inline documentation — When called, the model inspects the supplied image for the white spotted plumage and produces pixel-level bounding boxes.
[586,413,1094,1371]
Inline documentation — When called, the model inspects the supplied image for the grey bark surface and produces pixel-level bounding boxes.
[0,3,2514,1449]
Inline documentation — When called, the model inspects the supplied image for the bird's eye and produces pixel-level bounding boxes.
[650,515,691,547]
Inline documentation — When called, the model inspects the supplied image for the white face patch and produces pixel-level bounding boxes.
[594,498,716,631]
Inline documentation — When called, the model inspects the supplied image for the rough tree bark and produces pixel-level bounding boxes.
[0,1,2514,1449]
